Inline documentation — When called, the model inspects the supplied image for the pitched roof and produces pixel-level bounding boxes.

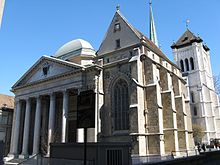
[0,94,14,109]
[171,29,203,49]
[116,10,144,39]
[118,11,177,67]
[98,10,178,67]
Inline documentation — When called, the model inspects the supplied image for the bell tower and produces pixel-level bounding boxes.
[171,29,220,143]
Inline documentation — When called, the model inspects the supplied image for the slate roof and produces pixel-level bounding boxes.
[113,11,178,67]
[171,29,203,49]
[0,94,14,109]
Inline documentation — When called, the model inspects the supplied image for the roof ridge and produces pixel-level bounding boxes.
[116,10,144,39]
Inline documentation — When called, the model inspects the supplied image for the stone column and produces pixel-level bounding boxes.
[62,90,69,142]
[32,96,42,155]
[47,93,56,156]
[20,98,31,158]
[10,99,21,157]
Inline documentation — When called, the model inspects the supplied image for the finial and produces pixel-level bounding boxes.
[186,19,190,29]
[116,4,120,11]
[149,0,152,5]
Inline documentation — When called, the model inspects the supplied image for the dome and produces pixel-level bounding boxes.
[54,39,96,59]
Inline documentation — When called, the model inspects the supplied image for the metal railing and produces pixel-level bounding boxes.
[132,155,173,165]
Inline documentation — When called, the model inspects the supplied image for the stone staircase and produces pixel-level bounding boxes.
[4,158,25,165]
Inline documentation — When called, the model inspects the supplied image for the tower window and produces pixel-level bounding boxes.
[194,106,197,116]
[185,58,189,71]
[116,39,121,49]
[180,60,184,72]
[190,57,194,70]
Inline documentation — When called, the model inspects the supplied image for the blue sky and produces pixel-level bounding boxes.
[0,0,219,96]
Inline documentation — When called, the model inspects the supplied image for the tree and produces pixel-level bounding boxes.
[192,124,205,144]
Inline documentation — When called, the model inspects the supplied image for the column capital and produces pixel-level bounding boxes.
[15,97,21,103]
[62,89,69,94]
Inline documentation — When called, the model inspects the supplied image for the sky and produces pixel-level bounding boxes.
[0,0,220,96]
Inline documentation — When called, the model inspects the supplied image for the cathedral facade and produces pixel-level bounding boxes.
[8,8,195,161]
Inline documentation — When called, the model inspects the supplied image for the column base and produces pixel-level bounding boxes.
[7,153,18,159]
[19,154,29,159]
[4,153,18,162]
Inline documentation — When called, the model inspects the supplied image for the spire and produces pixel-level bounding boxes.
[0,0,5,28]
[149,0,159,47]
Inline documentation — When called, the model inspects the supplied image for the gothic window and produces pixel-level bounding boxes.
[185,58,189,71]
[113,79,129,131]
[190,57,194,70]
[194,106,197,116]
[180,60,184,72]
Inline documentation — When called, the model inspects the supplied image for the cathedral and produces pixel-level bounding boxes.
[6,1,220,163]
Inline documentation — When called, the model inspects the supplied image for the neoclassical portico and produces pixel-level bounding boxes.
[8,40,103,159]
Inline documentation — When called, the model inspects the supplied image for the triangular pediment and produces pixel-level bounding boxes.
[97,10,142,56]
[12,56,84,89]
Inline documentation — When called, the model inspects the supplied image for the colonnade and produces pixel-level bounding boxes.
[9,90,70,158]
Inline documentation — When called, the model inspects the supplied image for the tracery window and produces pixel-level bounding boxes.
[185,58,189,71]
[180,60,184,72]
[190,57,194,70]
[113,79,129,131]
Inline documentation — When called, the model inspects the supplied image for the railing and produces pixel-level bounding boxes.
[132,149,198,165]
[132,155,173,165]
[171,149,198,158]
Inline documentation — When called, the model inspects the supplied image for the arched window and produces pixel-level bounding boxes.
[190,57,194,70]
[180,60,184,72]
[113,79,129,131]
[185,58,189,71]
[194,107,197,116]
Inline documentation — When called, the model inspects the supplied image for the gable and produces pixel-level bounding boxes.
[13,56,83,89]
[97,11,141,56]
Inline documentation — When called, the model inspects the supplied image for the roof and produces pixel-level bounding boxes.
[171,29,203,49]
[98,10,178,67]
[118,11,177,67]
[0,94,14,109]
[55,39,96,59]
